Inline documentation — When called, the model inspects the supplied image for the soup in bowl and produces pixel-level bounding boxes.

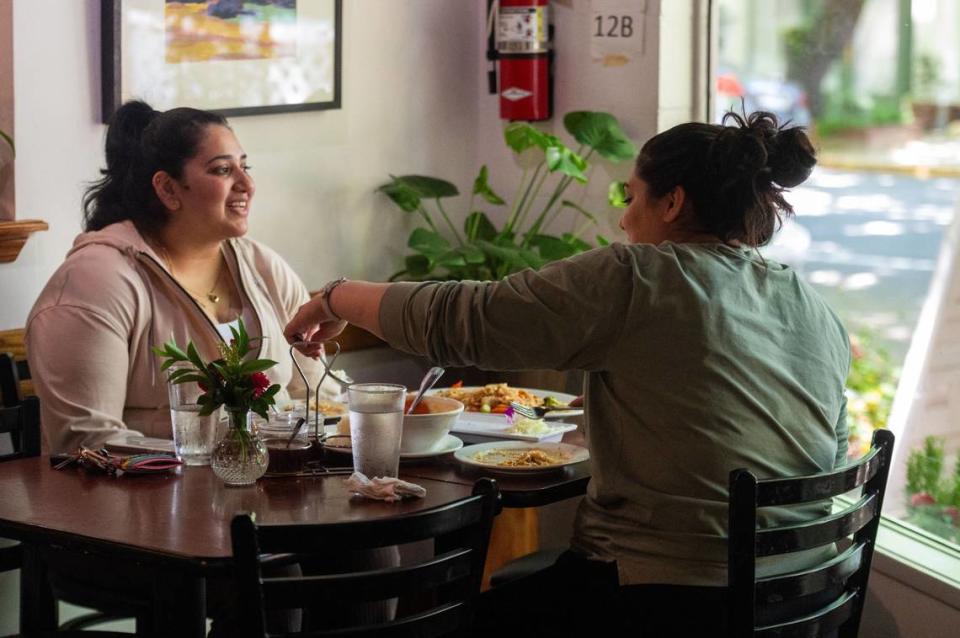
[401,394,463,453]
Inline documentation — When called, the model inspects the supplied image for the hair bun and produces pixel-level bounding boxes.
[766,126,816,188]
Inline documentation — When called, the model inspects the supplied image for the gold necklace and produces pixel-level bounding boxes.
[164,249,225,306]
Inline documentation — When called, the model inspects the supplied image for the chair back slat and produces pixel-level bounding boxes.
[0,351,30,408]
[729,428,894,638]
[0,395,41,462]
[232,478,500,638]
[755,446,882,507]
[755,542,863,604]
[275,602,466,638]
[755,494,876,556]
[253,497,487,554]
[755,589,857,638]
[262,549,474,609]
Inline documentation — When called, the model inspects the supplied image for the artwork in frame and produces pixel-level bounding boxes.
[101,0,341,122]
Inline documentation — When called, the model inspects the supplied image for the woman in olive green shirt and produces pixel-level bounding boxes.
[286,111,846,635]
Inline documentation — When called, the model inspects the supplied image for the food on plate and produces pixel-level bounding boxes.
[436,383,544,413]
[505,416,551,435]
[276,399,347,415]
[472,447,570,467]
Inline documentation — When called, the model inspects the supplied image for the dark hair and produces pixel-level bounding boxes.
[82,100,229,236]
[635,111,816,247]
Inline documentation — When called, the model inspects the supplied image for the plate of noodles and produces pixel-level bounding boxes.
[429,384,582,419]
[454,441,589,475]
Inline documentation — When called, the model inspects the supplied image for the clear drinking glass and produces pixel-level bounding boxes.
[166,365,219,466]
[347,383,406,479]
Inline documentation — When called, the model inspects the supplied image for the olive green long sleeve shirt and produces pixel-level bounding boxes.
[380,242,850,586]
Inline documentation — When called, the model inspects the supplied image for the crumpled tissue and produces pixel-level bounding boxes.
[344,472,426,502]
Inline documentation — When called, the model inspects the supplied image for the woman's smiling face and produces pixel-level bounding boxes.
[169,124,255,240]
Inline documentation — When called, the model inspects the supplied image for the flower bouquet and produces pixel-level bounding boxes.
[153,318,281,485]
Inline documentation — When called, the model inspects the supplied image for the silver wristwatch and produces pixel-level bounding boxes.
[319,277,347,320]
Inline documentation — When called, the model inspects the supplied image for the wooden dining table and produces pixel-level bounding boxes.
[0,437,590,636]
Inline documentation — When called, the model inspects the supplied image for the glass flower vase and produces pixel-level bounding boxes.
[211,408,269,486]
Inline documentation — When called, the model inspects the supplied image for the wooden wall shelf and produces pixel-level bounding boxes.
[0,219,48,263]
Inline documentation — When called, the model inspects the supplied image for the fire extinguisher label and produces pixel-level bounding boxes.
[502,87,533,102]
[497,6,549,54]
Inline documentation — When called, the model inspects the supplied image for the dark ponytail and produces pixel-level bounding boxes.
[635,110,816,247]
[82,100,229,237]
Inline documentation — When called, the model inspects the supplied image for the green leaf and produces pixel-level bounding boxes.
[0,129,13,156]
[563,111,638,162]
[185,342,206,371]
[608,181,629,208]
[464,211,498,241]
[472,165,505,205]
[239,359,279,375]
[403,254,432,278]
[529,234,579,261]
[561,233,593,252]
[377,179,421,212]
[393,175,459,199]
[596,234,610,246]
[458,243,487,265]
[560,200,599,223]
[504,122,550,153]
[436,250,467,268]
[408,228,451,258]
[545,144,588,182]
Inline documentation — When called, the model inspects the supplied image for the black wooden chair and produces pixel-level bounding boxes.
[231,478,501,638]
[0,352,29,408]
[0,374,150,635]
[728,428,895,638]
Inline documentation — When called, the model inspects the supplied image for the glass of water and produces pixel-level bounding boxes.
[347,383,406,479]
[166,365,219,466]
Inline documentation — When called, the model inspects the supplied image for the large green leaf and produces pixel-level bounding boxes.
[596,234,610,246]
[408,228,451,258]
[560,200,598,223]
[464,211,498,241]
[608,180,629,208]
[436,250,467,268]
[395,175,459,198]
[561,233,593,252]
[478,239,545,271]
[504,122,550,153]
[377,179,421,212]
[563,111,637,162]
[472,166,505,205]
[401,254,432,278]
[529,234,579,261]
[545,143,588,182]
[458,243,487,265]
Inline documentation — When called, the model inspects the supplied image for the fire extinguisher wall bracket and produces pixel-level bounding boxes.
[495,0,552,122]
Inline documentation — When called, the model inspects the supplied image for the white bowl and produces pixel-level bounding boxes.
[401,395,464,453]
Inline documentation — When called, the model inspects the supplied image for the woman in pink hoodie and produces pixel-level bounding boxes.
[26,100,321,453]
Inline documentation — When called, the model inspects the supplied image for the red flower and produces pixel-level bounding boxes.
[910,492,936,507]
[250,371,270,398]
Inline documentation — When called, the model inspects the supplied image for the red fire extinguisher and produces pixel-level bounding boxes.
[487,0,552,121]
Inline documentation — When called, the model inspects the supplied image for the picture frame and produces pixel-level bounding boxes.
[101,0,341,122]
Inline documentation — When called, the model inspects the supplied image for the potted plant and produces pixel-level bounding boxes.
[377,111,637,281]
[153,318,281,485]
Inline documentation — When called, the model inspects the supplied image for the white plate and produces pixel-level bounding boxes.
[323,434,464,460]
[427,386,583,420]
[451,416,577,443]
[454,441,589,475]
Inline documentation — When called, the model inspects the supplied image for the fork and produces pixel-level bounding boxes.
[509,402,567,420]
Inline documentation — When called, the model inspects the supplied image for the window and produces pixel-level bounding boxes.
[713,0,960,550]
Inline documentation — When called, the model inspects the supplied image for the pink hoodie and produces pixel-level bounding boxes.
[26,221,322,453]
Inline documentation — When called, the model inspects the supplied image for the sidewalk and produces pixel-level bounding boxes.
[817,129,960,179]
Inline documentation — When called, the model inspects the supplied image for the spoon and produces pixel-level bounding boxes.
[406,366,445,415]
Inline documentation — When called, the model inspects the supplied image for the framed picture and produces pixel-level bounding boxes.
[101,0,341,122]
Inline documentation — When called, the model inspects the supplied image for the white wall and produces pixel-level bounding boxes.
[0,0,485,330]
